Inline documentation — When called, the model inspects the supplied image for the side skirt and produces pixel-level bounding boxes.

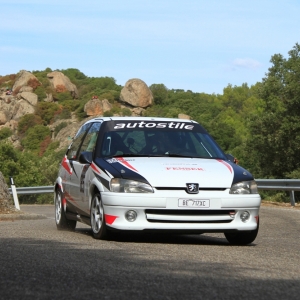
[65,212,91,226]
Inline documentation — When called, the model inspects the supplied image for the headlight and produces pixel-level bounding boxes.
[110,178,154,193]
[229,180,258,194]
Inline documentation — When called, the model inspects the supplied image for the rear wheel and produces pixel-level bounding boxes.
[90,193,108,239]
[55,189,76,230]
[224,220,259,245]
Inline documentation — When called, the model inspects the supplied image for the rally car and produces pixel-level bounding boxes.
[54,117,261,245]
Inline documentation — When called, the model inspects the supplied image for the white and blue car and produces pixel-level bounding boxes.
[55,117,261,245]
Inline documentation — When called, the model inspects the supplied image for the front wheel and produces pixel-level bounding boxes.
[90,193,108,239]
[55,189,76,231]
[224,219,259,245]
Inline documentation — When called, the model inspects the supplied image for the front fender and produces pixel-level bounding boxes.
[88,177,106,209]
[55,177,64,193]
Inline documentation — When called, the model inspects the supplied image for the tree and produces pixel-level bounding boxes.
[149,84,168,105]
[245,43,300,178]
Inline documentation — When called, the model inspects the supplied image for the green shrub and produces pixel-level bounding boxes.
[21,125,51,151]
[103,106,123,117]
[260,191,290,203]
[34,86,47,101]
[121,108,132,116]
[0,74,16,88]
[54,122,68,136]
[60,68,87,84]
[103,111,113,117]
[0,127,13,140]
[59,99,81,112]
[18,114,43,134]
[36,102,60,124]
[45,141,60,152]
[54,109,71,120]
[54,91,73,101]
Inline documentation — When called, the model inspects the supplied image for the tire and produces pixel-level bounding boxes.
[90,193,108,239]
[55,189,76,231]
[224,219,259,245]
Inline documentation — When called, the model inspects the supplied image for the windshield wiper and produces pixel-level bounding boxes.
[107,152,211,158]
[164,152,209,158]
[164,152,193,158]
[109,153,160,158]
[109,153,145,157]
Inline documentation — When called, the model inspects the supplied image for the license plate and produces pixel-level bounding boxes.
[178,199,210,208]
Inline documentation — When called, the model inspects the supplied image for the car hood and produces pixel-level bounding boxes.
[105,157,236,188]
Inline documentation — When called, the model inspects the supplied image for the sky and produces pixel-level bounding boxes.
[1,0,300,95]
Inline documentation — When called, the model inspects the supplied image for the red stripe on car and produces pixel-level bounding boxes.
[216,159,232,173]
[61,156,72,174]
[91,162,101,174]
[116,157,138,172]
[105,214,118,225]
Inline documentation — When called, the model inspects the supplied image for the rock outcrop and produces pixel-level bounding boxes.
[178,113,191,120]
[0,70,190,154]
[12,70,41,92]
[54,118,94,152]
[120,79,153,108]
[0,97,36,125]
[19,92,38,106]
[0,71,40,126]
[47,71,79,99]
[84,99,112,117]
[0,171,14,214]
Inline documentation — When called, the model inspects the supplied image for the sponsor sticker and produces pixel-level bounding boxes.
[166,167,204,171]
[113,121,194,130]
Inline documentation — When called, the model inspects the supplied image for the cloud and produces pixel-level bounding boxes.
[0,46,39,54]
[232,58,262,70]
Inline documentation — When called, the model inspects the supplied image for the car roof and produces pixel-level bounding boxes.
[83,116,198,125]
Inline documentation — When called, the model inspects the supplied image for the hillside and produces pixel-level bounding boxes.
[1,43,300,204]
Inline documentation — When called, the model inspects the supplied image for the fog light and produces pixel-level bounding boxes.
[125,210,137,222]
[240,211,250,222]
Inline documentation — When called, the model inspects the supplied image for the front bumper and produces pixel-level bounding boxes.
[101,190,261,232]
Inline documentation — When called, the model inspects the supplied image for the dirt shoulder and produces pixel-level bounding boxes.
[0,204,47,221]
[261,200,300,210]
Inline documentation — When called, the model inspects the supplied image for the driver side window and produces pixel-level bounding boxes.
[66,123,92,160]
[80,122,101,153]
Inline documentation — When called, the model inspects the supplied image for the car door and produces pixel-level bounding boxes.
[71,122,102,214]
[65,123,92,211]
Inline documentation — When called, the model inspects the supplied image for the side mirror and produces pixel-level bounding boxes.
[226,154,236,164]
[79,151,92,164]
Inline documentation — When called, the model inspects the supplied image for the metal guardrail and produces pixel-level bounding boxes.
[255,179,300,191]
[8,179,300,206]
[255,179,300,206]
[8,186,54,195]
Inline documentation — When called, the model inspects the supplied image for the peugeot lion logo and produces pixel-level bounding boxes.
[186,183,199,194]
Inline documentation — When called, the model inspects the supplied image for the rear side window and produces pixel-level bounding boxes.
[66,123,92,160]
[80,122,101,153]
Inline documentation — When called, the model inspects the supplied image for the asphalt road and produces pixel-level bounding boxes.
[0,205,299,300]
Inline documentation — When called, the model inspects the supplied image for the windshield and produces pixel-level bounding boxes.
[99,123,226,159]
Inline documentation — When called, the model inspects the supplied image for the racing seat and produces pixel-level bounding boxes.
[109,132,130,155]
[141,133,166,154]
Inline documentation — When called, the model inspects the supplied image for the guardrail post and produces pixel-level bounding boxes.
[289,190,295,207]
[10,177,20,210]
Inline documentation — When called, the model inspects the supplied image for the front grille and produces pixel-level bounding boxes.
[145,209,235,224]
[154,187,226,191]
[145,209,233,215]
